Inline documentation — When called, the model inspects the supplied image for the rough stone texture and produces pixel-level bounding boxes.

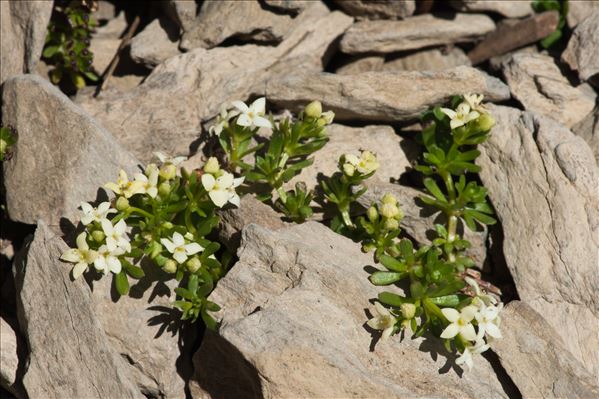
[336,55,385,75]
[572,107,599,165]
[493,301,599,398]
[217,195,286,251]
[562,11,599,86]
[88,264,189,399]
[13,222,143,399]
[130,18,181,68]
[0,317,25,398]
[287,124,418,192]
[382,47,471,71]
[502,52,596,128]
[358,182,488,267]
[163,0,197,33]
[1,75,140,227]
[77,3,353,162]
[340,13,495,54]
[180,0,294,50]
[263,0,310,13]
[266,67,510,122]
[191,222,508,398]
[0,0,52,85]
[449,0,533,18]
[477,105,599,376]
[333,0,415,20]
[567,0,599,28]
[89,12,127,74]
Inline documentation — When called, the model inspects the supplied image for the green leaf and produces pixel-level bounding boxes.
[423,178,447,203]
[428,294,460,307]
[175,287,194,300]
[123,261,145,279]
[201,309,219,331]
[115,271,129,296]
[369,271,406,286]
[43,45,60,58]
[379,254,407,272]
[378,291,406,307]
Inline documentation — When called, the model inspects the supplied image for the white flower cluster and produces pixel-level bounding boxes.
[200,157,244,208]
[341,150,380,177]
[441,93,486,130]
[209,97,272,135]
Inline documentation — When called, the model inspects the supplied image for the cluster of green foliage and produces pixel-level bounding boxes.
[532,0,569,48]
[0,126,17,162]
[43,0,98,89]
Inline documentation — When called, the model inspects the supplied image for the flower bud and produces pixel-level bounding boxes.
[186,257,201,273]
[91,230,105,243]
[161,221,174,230]
[163,259,177,274]
[384,217,399,231]
[381,193,397,205]
[0,139,7,154]
[204,157,220,174]
[159,164,177,180]
[342,163,355,177]
[362,242,377,253]
[400,303,416,319]
[367,206,378,223]
[145,163,158,177]
[475,113,495,132]
[116,196,129,211]
[320,110,335,125]
[380,203,399,219]
[158,181,171,196]
[304,101,322,119]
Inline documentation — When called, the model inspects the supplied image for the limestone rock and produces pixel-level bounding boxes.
[0,317,25,398]
[180,0,294,50]
[382,47,471,71]
[77,3,353,162]
[89,12,127,74]
[340,13,495,54]
[191,222,508,398]
[13,222,143,399]
[266,67,510,122]
[263,0,310,14]
[572,107,599,165]
[130,18,181,68]
[502,53,596,128]
[567,0,599,28]
[493,301,599,398]
[562,11,599,86]
[477,105,599,376]
[449,0,533,18]
[1,74,140,227]
[333,0,415,20]
[336,56,385,75]
[0,0,53,84]
[163,0,197,33]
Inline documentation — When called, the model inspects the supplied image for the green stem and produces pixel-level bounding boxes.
[128,206,154,219]
[339,204,354,228]
[440,170,458,262]
[276,186,288,204]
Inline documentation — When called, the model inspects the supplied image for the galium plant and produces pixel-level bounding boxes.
[60,153,237,328]
[43,0,98,89]
[212,98,334,222]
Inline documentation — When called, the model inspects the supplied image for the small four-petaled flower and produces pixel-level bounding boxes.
[161,232,204,264]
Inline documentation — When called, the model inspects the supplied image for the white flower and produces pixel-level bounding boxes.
[232,97,272,129]
[60,232,98,279]
[94,245,125,274]
[463,93,486,113]
[465,276,498,307]
[101,219,131,252]
[201,172,244,208]
[160,232,204,264]
[441,102,480,130]
[440,306,478,341]
[154,152,187,166]
[366,302,397,341]
[209,103,240,136]
[105,170,142,198]
[475,303,503,339]
[132,164,159,198]
[456,339,489,371]
[80,201,116,225]
[343,151,379,176]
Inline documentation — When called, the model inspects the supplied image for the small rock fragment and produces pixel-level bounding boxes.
[333,0,415,20]
[130,17,181,68]
[562,11,599,86]
[449,0,533,18]
[572,107,599,165]
[336,56,385,75]
[0,317,25,398]
[383,47,471,71]
[567,0,599,28]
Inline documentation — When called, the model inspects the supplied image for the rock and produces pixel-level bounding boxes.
[562,11,599,86]
[93,1,117,23]
[567,0,599,28]
[288,124,418,192]
[477,105,599,376]
[266,67,510,122]
[263,0,310,14]
[217,195,286,251]
[77,3,353,163]
[502,53,596,128]
[0,317,25,398]
[130,18,181,68]
[449,0,533,18]
[382,47,471,71]
[333,0,415,20]
[336,56,385,75]
[13,222,143,399]
[89,12,127,74]
[1,74,140,227]
[163,0,197,33]
[358,182,488,267]
[180,0,294,50]
[493,301,599,398]
[0,0,53,85]
[340,13,495,54]
[572,107,599,165]
[191,222,508,398]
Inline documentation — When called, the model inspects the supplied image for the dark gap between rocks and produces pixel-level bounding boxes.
[483,350,523,399]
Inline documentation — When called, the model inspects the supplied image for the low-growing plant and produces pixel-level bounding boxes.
[43,0,98,90]
[532,0,569,48]
[0,126,17,162]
